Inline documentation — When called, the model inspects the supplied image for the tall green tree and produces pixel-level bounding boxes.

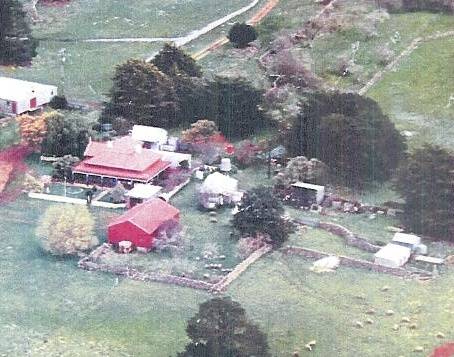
[233,186,296,247]
[101,59,178,128]
[178,297,271,357]
[228,23,258,48]
[0,0,38,66]
[285,91,406,187]
[152,43,202,77]
[395,145,454,241]
[209,77,265,139]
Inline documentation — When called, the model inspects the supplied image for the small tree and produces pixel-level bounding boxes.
[51,155,79,180]
[181,120,219,143]
[178,297,271,357]
[0,0,38,66]
[152,43,202,77]
[36,204,98,256]
[233,186,296,247]
[228,22,258,48]
[22,173,44,193]
[274,156,329,187]
[395,145,454,241]
[109,182,126,203]
[16,113,48,151]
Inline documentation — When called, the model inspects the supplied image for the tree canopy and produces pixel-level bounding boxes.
[36,204,98,256]
[228,22,258,48]
[178,297,271,357]
[285,91,406,187]
[152,43,202,77]
[0,0,38,66]
[233,186,296,247]
[101,59,178,128]
[395,145,454,241]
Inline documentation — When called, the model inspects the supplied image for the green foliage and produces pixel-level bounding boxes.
[181,120,219,143]
[286,91,406,187]
[41,112,90,157]
[49,95,68,110]
[383,0,454,13]
[0,0,38,66]
[255,14,286,46]
[109,182,126,203]
[178,297,271,357]
[152,43,202,77]
[209,77,266,139]
[395,145,454,241]
[51,155,80,180]
[101,59,178,128]
[36,204,98,256]
[274,156,329,187]
[228,22,258,48]
[233,186,296,247]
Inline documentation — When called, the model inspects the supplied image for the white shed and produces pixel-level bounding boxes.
[154,150,192,169]
[291,182,325,204]
[0,77,57,115]
[125,184,162,208]
[374,243,411,268]
[131,125,168,150]
[392,232,421,250]
[199,172,239,208]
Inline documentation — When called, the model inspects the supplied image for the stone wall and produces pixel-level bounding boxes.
[282,245,411,277]
[318,221,381,253]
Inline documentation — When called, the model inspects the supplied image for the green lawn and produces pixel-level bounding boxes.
[369,36,454,150]
[1,0,259,102]
[230,252,454,357]
[0,119,20,150]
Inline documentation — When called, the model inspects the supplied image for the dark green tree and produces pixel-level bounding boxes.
[101,59,178,128]
[152,43,202,77]
[51,155,80,180]
[228,23,258,48]
[395,145,454,241]
[41,112,90,157]
[0,0,38,66]
[233,186,296,247]
[178,297,271,357]
[209,77,266,139]
[285,91,406,187]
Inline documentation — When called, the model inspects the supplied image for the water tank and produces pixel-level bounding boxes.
[101,123,113,132]
[220,158,232,172]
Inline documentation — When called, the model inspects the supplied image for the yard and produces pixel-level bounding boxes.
[0,0,265,103]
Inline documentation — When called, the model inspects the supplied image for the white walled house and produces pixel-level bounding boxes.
[0,77,58,115]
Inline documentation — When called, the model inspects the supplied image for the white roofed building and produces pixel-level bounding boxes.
[199,172,241,209]
[374,243,412,268]
[131,125,168,150]
[0,77,57,115]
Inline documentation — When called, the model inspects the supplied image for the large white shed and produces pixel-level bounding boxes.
[0,77,57,115]
[374,243,411,268]
[131,125,168,149]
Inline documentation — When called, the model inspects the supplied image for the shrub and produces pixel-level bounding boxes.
[181,120,219,143]
[228,22,258,48]
[49,95,68,110]
[36,204,98,256]
[52,155,79,180]
[274,156,329,187]
[22,173,44,193]
[152,43,202,77]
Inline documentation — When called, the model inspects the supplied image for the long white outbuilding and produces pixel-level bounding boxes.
[0,77,57,115]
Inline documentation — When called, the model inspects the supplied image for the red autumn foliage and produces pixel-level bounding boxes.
[0,145,31,203]
[430,343,454,357]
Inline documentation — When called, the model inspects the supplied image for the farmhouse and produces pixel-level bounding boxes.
[108,198,180,250]
[0,77,57,115]
[73,136,171,186]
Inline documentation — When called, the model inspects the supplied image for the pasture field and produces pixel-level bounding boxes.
[0,0,262,102]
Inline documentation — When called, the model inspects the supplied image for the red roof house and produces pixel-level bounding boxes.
[108,198,180,250]
[73,136,171,184]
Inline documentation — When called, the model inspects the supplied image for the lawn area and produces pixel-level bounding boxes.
[0,119,20,151]
[1,0,261,102]
[309,4,454,91]
[369,36,454,150]
[230,252,454,356]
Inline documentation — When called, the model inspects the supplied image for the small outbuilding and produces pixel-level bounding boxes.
[374,243,411,268]
[108,198,180,250]
[125,184,163,208]
[291,182,325,205]
[131,125,168,150]
[392,232,421,249]
[0,77,57,115]
[199,172,241,209]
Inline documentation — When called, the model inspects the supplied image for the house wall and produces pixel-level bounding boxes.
[0,99,14,114]
[108,221,155,249]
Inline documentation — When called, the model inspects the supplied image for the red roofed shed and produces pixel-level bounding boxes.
[108,199,180,249]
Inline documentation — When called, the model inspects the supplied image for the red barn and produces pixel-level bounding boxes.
[108,199,180,250]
